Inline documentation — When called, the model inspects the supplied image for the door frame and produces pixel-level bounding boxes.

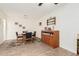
[0,18,7,44]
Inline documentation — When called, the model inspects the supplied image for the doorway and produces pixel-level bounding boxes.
[0,18,6,44]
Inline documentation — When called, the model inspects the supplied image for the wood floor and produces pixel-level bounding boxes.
[0,40,76,56]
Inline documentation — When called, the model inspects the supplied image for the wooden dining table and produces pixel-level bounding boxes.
[20,31,35,44]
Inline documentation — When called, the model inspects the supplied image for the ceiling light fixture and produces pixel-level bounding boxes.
[54,3,58,5]
[38,3,43,6]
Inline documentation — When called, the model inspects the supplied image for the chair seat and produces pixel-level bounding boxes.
[25,38,32,40]
[17,35,23,38]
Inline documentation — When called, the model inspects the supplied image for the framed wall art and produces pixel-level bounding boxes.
[47,17,56,26]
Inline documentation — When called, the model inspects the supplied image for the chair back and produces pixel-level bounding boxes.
[33,31,36,36]
[16,32,18,36]
[26,32,32,38]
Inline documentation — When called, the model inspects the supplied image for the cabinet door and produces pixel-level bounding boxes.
[44,35,50,44]
[41,34,45,42]
[42,34,50,44]
[54,31,59,47]
[49,31,59,48]
[49,35,55,47]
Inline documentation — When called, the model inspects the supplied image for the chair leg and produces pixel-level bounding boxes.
[16,38,19,43]
[32,38,34,42]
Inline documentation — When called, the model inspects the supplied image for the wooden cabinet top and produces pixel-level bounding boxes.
[41,30,59,35]
[42,30,59,33]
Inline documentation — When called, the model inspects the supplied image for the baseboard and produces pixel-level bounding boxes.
[60,47,77,55]
[6,39,16,40]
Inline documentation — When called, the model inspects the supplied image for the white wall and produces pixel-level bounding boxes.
[0,18,6,44]
[6,11,37,40]
[0,19,4,44]
[0,7,37,42]
[0,3,78,54]
[35,4,79,54]
[0,9,7,44]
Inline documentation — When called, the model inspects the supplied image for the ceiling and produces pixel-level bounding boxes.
[0,3,65,20]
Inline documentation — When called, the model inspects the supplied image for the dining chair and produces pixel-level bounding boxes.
[32,31,36,39]
[25,32,34,42]
[16,32,23,43]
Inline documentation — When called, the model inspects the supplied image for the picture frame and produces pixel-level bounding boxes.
[47,17,56,26]
[15,22,18,25]
[39,22,42,26]
[22,26,26,29]
[19,24,22,27]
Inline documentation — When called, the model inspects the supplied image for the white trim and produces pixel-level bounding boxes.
[3,19,7,40]
[61,46,77,54]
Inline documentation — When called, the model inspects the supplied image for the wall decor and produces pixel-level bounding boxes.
[19,24,22,27]
[48,27,51,31]
[39,22,42,26]
[23,26,26,29]
[15,22,26,30]
[15,22,18,25]
[47,17,56,26]
[44,27,47,30]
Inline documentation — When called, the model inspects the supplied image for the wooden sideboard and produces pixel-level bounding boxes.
[41,30,59,48]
